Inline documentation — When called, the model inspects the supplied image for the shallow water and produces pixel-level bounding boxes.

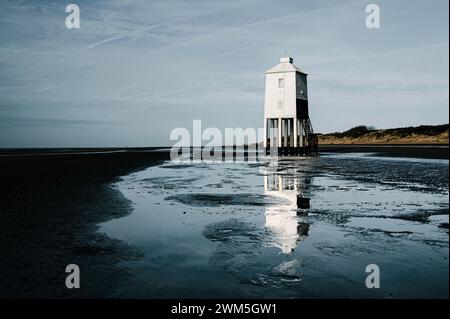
[100,153,449,298]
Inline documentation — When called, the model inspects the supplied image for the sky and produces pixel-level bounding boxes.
[0,0,448,147]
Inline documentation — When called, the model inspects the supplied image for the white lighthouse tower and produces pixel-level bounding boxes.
[263,56,317,156]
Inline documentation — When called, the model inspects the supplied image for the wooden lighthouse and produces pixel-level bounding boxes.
[263,56,317,156]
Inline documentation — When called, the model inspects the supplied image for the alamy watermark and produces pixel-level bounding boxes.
[365,264,380,288]
[65,4,80,29]
[169,120,279,165]
[65,264,80,289]
[366,4,380,29]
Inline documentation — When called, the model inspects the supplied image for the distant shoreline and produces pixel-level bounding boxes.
[318,124,449,145]
[0,143,448,160]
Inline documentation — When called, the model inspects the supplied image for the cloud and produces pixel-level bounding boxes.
[86,16,192,49]
[0,0,448,146]
[0,116,125,128]
[35,85,59,92]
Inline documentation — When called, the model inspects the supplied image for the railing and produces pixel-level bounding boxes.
[301,118,318,155]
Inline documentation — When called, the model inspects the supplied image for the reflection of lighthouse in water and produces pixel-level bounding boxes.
[264,172,310,254]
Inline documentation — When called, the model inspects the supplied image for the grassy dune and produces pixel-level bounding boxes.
[318,124,449,145]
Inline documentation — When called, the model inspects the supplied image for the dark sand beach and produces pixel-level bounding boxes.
[319,144,449,159]
[0,145,448,298]
[0,150,169,298]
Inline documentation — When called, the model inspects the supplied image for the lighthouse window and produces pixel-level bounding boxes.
[278,78,285,88]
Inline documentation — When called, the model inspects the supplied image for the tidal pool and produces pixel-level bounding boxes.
[100,153,449,298]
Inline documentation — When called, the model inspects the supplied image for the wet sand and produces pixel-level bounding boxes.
[100,153,448,298]
[0,145,447,298]
[0,150,169,298]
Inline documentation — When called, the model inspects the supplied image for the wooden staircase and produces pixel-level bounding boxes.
[301,118,318,155]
